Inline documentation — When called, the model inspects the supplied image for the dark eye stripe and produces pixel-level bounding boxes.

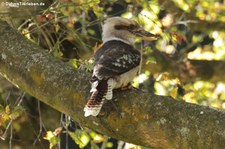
[114,25,127,30]
[114,24,138,30]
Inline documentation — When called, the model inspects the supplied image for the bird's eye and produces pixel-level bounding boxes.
[129,24,136,30]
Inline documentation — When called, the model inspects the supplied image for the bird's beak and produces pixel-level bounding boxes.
[132,29,159,41]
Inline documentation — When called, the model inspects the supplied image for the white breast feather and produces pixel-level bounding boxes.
[113,66,139,89]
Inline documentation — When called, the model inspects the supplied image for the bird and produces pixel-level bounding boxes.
[84,17,158,117]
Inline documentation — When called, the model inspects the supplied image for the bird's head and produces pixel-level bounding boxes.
[102,17,159,45]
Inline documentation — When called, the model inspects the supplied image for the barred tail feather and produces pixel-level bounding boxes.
[84,80,108,117]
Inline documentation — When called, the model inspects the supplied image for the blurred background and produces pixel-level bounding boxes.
[0,0,225,148]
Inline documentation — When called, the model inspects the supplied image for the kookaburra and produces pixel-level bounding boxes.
[84,17,158,117]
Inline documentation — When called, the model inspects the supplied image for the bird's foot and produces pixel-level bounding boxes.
[118,84,146,93]
[120,83,134,90]
[109,99,124,118]
[101,99,124,118]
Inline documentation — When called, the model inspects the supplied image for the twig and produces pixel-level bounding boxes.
[138,40,144,75]
[0,119,12,140]
[33,100,47,145]
[100,135,109,149]
[9,123,13,149]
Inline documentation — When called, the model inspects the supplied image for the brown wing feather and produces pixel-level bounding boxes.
[84,79,108,117]
[93,40,140,79]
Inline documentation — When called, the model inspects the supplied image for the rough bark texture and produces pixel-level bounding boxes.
[1,20,225,149]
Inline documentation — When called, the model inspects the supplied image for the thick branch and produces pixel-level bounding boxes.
[0,20,225,149]
[144,49,225,83]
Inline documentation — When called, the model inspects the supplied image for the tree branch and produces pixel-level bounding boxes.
[143,48,225,83]
[0,20,225,149]
[158,0,225,32]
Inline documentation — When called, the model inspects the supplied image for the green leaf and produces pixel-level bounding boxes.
[43,131,60,149]
[146,57,156,64]
[68,130,90,148]
[91,141,99,149]
[69,59,79,69]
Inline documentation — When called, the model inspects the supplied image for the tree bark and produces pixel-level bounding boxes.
[0,20,225,149]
